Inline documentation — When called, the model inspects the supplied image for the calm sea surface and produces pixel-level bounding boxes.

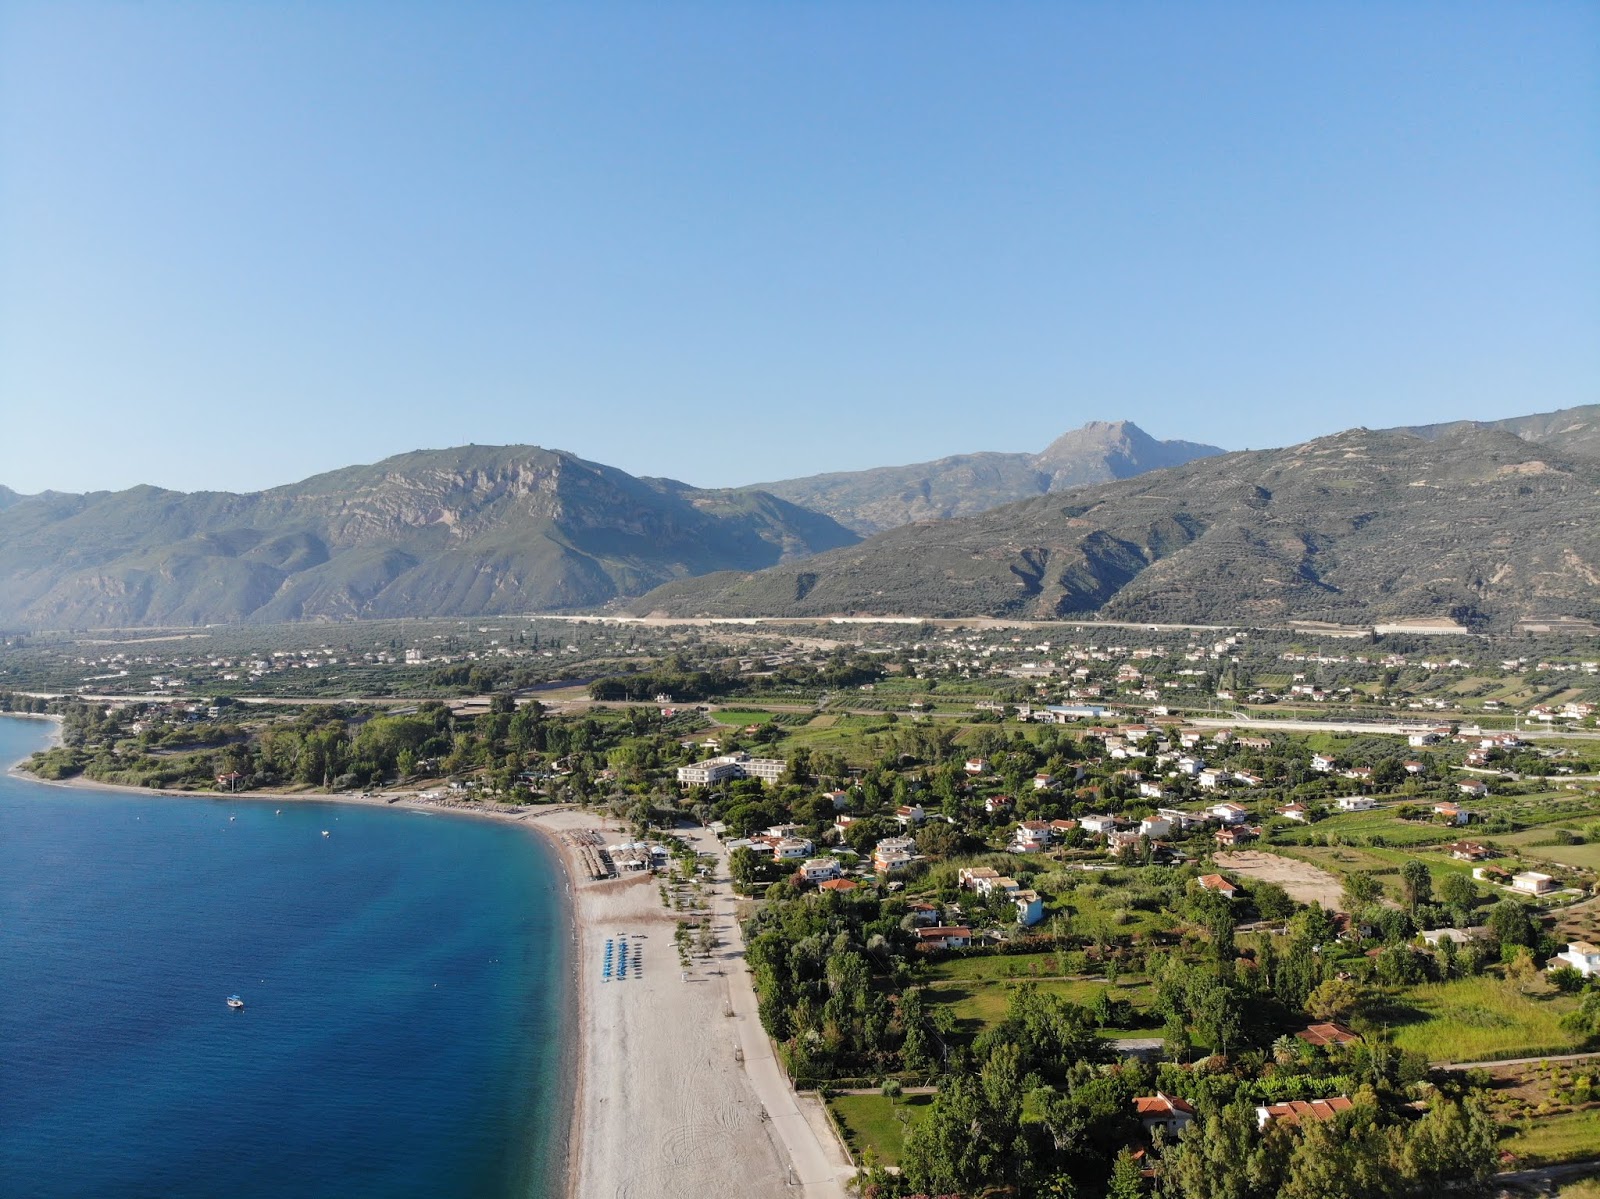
[0,717,572,1199]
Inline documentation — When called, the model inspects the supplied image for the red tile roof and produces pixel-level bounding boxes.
[1296,1022,1359,1047]
[1259,1096,1354,1124]
[1134,1093,1195,1117]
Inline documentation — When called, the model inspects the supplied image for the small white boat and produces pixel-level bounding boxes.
[321,830,330,838]
[226,995,245,1010]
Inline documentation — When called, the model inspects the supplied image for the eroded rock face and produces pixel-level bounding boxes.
[0,446,859,626]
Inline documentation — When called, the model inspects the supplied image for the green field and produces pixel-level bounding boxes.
[708,708,778,725]
[1503,1107,1600,1167]
[922,969,1157,1040]
[1383,975,1587,1063]
[826,1093,933,1166]
[1498,830,1600,872]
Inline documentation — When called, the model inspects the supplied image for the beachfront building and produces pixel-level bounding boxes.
[676,752,788,786]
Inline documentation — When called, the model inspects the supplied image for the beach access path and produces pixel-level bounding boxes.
[533,809,852,1199]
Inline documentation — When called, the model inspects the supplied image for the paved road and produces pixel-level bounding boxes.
[683,825,853,1198]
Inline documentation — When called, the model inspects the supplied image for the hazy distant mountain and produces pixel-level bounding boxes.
[632,421,1600,630]
[746,420,1224,534]
[0,446,858,628]
[1398,403,1600,461]
[0,486,25,512]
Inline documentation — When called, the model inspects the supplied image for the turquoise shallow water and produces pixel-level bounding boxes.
[0,717,572,1199]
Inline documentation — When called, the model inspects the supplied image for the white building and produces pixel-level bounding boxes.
[800,857,842,883]
[1014,820,1053,849]
[1013,889,1044,926]
[1552,941,1600,978]
[1335,796,1377,812]
[872,836,919,873]
[774,837,815,861]
[1139,815,1173,839]
[1512,871,1556,895]
[1211,802,1250,825]
[676,752,787,786]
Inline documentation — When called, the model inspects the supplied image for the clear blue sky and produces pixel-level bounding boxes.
[2,1,1595,495]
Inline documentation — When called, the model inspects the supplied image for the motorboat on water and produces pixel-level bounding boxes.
[226,995,245,1010]
[322,830,330,838]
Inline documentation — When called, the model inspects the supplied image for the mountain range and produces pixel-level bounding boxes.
[1398,404,1600,460]
[748,420,1222,535]
[0,447,858,628]
[2,405,1597,630]
[631,411,1600,630]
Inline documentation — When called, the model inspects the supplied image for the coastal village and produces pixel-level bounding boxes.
[10,616,1600,1197]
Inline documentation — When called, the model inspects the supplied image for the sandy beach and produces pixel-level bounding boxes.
[5,747,853,1199]
[534,807,854,1199]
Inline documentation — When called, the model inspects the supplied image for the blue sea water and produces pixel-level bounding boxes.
[0,717,572,1199]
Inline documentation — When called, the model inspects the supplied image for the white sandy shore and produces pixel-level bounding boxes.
[3,745,852,1199]
[537,808,853,1199]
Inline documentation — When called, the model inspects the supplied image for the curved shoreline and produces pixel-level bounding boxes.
[3,721,851,1199]
[3,721,584,1199]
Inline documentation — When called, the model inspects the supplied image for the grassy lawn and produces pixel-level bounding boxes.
[1381,975,1586,1063]
[708,707,777,725]
[1503,1107,1600,1167]
[827,1093,933,1166]
[1292,811,1455,847]
[923,973,1157,1040]
[1497,830,1600,872]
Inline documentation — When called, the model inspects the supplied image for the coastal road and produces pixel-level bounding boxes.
[684,826,854,1199]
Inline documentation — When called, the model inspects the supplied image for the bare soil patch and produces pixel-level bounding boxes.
[1215,850,1346,911]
